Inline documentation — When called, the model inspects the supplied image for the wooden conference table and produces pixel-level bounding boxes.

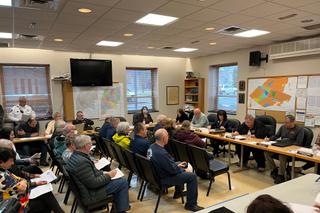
[197,173,320,213]
[193,128,320,178]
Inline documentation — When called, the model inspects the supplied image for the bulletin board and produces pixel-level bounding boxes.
[246,75,320,126]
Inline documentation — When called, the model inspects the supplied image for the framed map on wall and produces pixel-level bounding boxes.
[248,77,297,112]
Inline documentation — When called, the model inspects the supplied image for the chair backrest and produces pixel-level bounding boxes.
[188,145,210,173]
[111,142,128,168]
[228,119,241,131]
[45,142,59,166]
[135,153,160,190]
[207,113,217,126]
[256,115,277,135]
[171,139,190,163]
[123,148,144,179]
[104,139,117,160]
[132,113,141,125]
[303,127,314,148]
[93,134,109,157]
[65,169,87,208]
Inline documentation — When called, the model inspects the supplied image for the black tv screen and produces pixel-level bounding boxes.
[70,58,112,86]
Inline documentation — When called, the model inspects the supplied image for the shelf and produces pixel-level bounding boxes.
[185,86,198,88]
[185,93,198,96]
[185,101,199,104]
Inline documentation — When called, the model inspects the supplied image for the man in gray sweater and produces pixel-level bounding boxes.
[265,115,304,184]
[191,108,209,128]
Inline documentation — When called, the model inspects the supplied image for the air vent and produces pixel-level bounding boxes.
[14,0,61,10]
[162,46,174,50]
[303,23,320,30]
[278,14,297,20]
[17,34,44,41]
[217,26,247,36]
[0,43,9,47]
[191,40,200,44]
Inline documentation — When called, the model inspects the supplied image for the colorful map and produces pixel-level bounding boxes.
[248,77,297,112]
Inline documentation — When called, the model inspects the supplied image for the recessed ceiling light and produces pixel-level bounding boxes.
[78,8,92,13]
[0,0,11,6]
[174,48,198,52]
[209,42,216,45]
[96,40,124,47]
[136,13,178,26]
[234,29,270,38]
[54,38,63,42]
[0,32,12,39]
[205,27,215,31]
[147,46,155,49]
[123,33,134,37]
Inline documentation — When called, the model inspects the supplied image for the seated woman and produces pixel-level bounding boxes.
[211,110,232,155]
[0,147,64,213]
[133,106,153,125]
[45,112,62,136]
[176,108,189,124]
[112,122,131,149]
[174,120,206,148]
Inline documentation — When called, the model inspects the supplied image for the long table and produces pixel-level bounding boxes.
[197,173,320,212]
[13,135,52,143]
[193,128,320,178]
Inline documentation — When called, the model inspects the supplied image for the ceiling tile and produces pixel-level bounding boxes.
[174,0,221,7]
[55,13,98,26]
[269,0,320,7]
[186,8,229,22]
[115,0,168,12]
[168,18,205,30]
[60,1,110,17]
[0,7,12,18]
[101,8,145,22]
[210,0,265,13]
[70,0,121,7]
[14,8,57,22]
[240,2,290,17]
[153,1,202,18]
[300,2,320,15]
[214,14,255,26]
[50,23,88,33]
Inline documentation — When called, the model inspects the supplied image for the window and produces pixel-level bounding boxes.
[0,64,53,120]
[126,68,158,113]
[208,64,238,114]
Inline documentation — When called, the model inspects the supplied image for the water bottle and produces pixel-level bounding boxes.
[247,130,252,139]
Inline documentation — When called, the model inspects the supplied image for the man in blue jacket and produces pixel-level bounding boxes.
[147,129,203,212]
[99,117,120,141]
[130,122,150,156]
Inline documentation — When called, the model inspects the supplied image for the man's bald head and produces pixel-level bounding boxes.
[154,128,169,146]
[194,108,201,118]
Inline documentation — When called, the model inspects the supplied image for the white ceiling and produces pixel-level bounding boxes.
[1,0,320,57]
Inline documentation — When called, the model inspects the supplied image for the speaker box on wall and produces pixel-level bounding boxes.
[249,51,261,66]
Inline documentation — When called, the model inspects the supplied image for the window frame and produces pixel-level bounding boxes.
[0,63,53,120]
[208,63,238,115]
[126,67,158,114]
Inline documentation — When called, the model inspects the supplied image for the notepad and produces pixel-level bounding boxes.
[31,170,57,183]
[95,157,111,170]
[29,183,53,199]
[112,168,124,180]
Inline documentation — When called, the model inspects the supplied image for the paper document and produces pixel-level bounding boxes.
[235,135,246,140]
[29,183,53,199]
[260,141,276,146]
[295,110,306,122]
[297,76,308,88]
[201,138,206,142]
[31,170,57,183]
[112,168,124,180]
[30,153,41,159]
[296,97,307,109]
[288,203,318,213]
[90,145,96,151]
[95,157,111,170]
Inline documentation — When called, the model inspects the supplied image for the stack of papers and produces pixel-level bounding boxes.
[112,168,124,180]
[31,170,57,183]
[29,183,53,199]
[95,157,111,170]
[259,141,277,146]
[297,148,314,157]
[235,135,246,140]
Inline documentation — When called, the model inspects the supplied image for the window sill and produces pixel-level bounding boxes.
[128,110,159,114]
[208,110,237,116]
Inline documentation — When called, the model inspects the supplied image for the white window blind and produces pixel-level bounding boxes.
[0,65,53,119]
[208,64,238,114]
[126,68,158,113]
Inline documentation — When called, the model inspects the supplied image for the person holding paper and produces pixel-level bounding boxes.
[0,147,64,213]
[147,129,204,212]
[66,135,130,213]
[265,115,304,184]
[233,114,269,172]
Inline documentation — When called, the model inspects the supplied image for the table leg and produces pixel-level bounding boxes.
[228,141,231,166]
[315,163,318,174]
[233,144,249,173]
[291,156,295,180]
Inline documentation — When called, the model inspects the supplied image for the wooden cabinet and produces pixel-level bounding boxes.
[184,78,204,112]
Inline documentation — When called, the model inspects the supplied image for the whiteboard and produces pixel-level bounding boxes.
[72,83,125,119]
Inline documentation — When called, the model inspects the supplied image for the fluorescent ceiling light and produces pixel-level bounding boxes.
[136,13,178,26]
[174,48,198,52]
[96,40,123,47]
[234,29,270,38]
[0,0,11,6]
[0,32,12,39]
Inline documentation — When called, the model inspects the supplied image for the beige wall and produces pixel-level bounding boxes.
[0,48,187,129]
[191,46,320,143]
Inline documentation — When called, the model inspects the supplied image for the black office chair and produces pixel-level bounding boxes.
[66,170,116,213]
[45,143,60,174]
[170,139,191,163]
[302,127,314,148]
[135,154,184,213]
[104,139,117,163]
[188,145,231,196]
[256,115,277,136]
[207,113,217,127]
[93,134,111,160]
[110,142,128,170]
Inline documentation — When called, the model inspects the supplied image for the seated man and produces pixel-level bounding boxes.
[16,118,48,166]
[153,114,168,132]
[191,108,209,128]
[112,122,131,149]
[72,111,94,131]
[99,117,120,141]
[53,122,75,157]
[147,129,204,212]
[66,135,129,212]
[233,114,269,171]
[130,122,150,156]
[8,96,36,124]
[174,120,206,148]
[265,115,304,184]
